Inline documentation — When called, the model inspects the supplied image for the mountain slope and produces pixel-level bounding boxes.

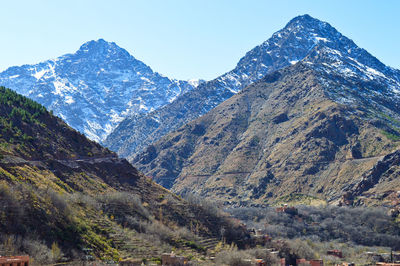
[343,149,400,207]
[105,14,400,160]
[132,61,400,207]
[0,86,247,263]
[0,39,194,142]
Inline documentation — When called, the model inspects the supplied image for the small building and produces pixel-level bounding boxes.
[327,249,343,258]
[309,260,324,266]
[161,253,187,265]
[276,204,298,215]
[365,252,386,262]
[296,258,323,266]
[393,251,400,262]
[119,258,143,266]
[0,255,29,266]
[254,259,265,266]
[242,259,267,266]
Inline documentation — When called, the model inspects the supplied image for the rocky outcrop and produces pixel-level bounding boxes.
[106,14,400,161]
[132,63,400,206]
[0,39,194,142]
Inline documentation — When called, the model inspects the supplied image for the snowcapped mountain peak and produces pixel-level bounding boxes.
[79,38,112,50]
[0,40,194,142]
[223,14,397,96]
[105,14,400,160]
[225,15,346,91]
[262,14,349,55]
[187,79,206,87]
[285,14,330,30]
[284,14,345,41]
[76,39,131,60]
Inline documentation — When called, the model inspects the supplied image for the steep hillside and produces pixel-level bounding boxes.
[0,39,194,142]
[132,63,400,207]
[0,86,247,264]
[343,149,400,207]
[104,14,400,160]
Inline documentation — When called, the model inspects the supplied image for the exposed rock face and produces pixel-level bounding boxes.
[106,14,400,162]
[0,39,194,142]
[132,63,400,206]
[343,150,400,206]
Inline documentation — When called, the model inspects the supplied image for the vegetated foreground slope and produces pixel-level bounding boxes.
[0,86,247,264]
[105,14,400,161]
[133,63,400,207]
[0,39,194,142]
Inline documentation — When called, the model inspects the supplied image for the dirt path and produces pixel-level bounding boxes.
[179,154,386,178]
[0,154,118,167]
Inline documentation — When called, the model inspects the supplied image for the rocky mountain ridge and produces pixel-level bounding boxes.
[0,39,194,142]
[132,59,400,206]
[105,14,400,160]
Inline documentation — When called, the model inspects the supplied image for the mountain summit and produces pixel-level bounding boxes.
[130,15,400,206]
[0,39,194,142]
[105,14,400,160]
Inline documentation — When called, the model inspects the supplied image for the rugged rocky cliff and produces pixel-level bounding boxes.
[133,63,400,206]
[0,39,194,142]
[105,14,400,161]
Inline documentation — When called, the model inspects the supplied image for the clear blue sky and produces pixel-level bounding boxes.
[1,0,399,80]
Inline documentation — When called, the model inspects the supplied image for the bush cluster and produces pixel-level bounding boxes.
[228,205,400,249]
